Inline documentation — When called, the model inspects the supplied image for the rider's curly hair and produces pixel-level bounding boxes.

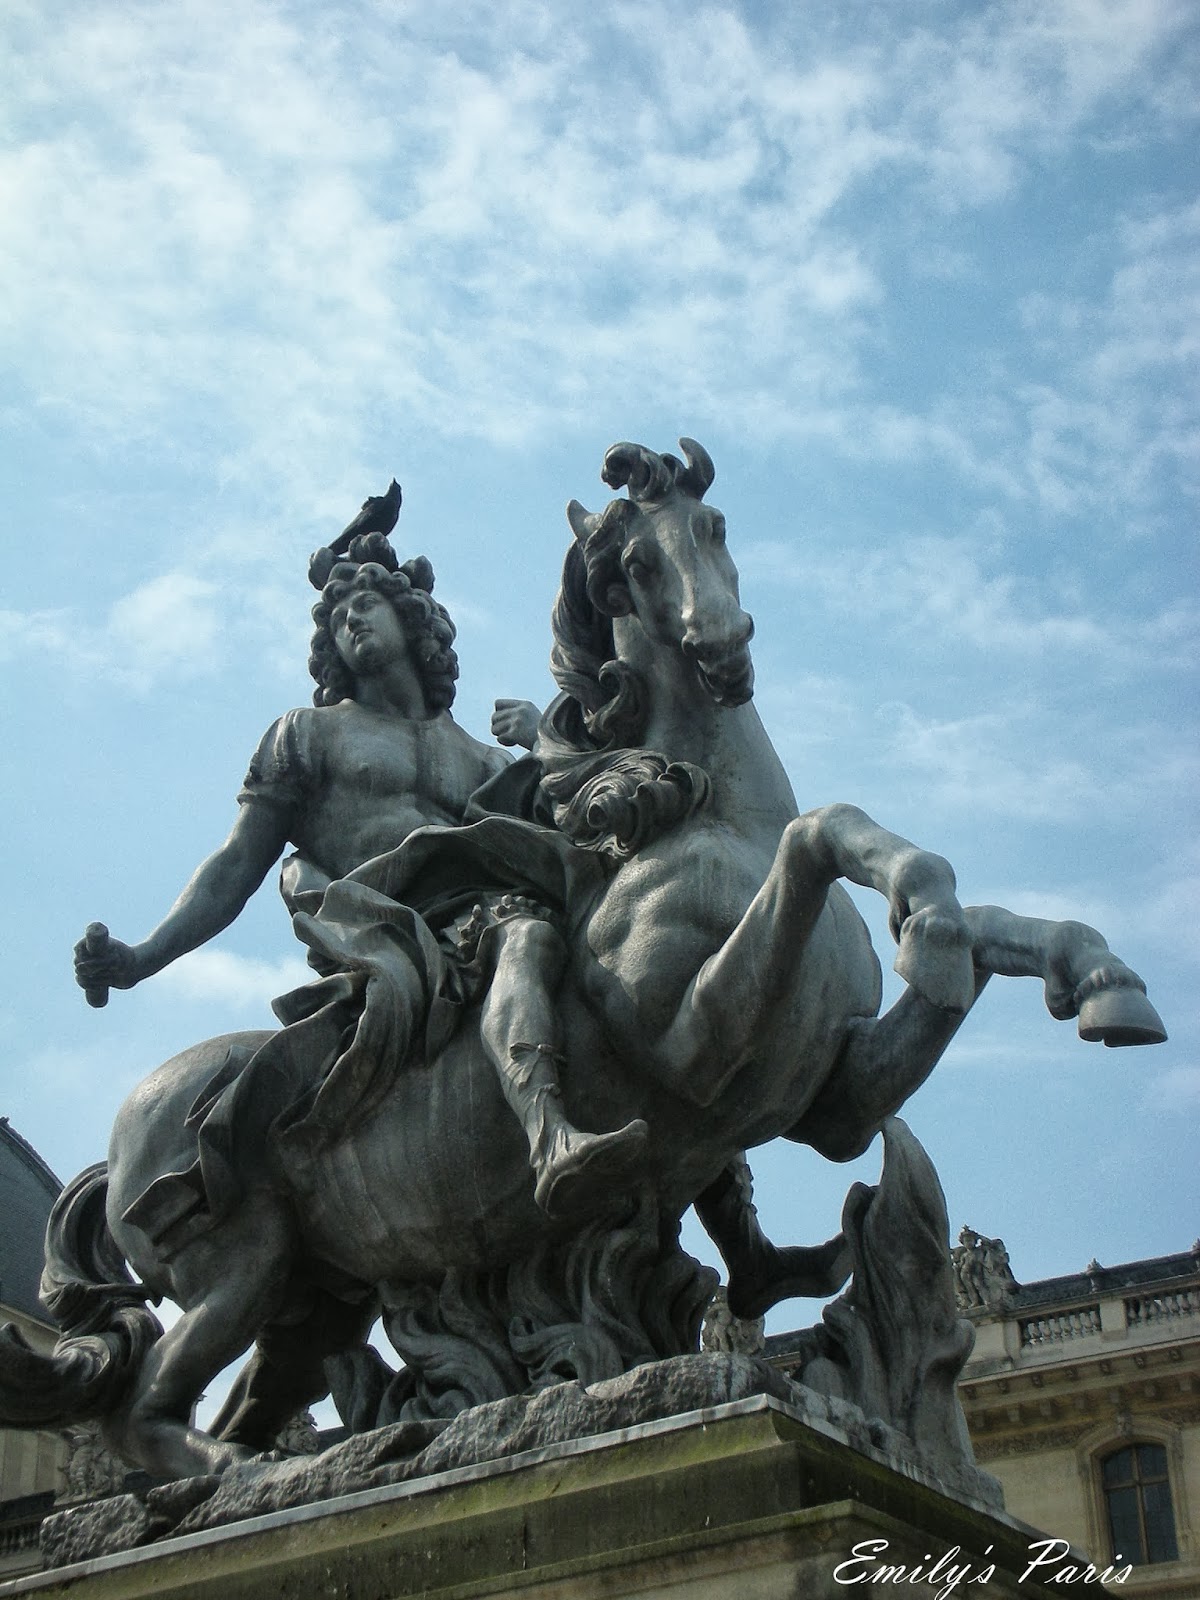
[307,533,459,710]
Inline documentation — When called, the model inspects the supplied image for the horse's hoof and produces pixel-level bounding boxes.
[1077,984,1167,1047]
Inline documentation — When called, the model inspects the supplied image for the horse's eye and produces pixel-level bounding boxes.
[623,545,654,583]
[711,516,727,545]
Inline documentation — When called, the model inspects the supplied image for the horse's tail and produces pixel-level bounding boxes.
[0,1163,162,1426]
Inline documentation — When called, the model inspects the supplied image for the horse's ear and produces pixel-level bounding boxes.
[602,442,672,502]
[677,438,715,500]
[567,499,596,543]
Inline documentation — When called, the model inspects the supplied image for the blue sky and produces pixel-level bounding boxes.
[3,0,1197,1365]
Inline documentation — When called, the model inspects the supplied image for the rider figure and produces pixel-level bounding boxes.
[74,522,647,1220]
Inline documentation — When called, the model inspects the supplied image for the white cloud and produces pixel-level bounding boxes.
[1013,196,1200,517]
[1120,859,1200,966]
[739,535,1199,669]
[938,1031,1076,1074]
[0,607,101,677]
[0,574,226,690]
[880,702,1098,821]
[1143,1062,1200,1111]
[157,949,313,1010]
[2,0,1193,504]
[109,574,221,669]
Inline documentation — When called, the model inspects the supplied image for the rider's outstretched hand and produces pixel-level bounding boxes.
[491,698,541,751]
[73,923,141,1008]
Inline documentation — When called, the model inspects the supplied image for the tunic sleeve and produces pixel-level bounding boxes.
[237,710,314,813]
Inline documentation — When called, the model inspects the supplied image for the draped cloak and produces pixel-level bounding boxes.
[122,755,607,1251]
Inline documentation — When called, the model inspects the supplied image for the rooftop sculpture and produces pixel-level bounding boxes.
[0,440,1165,1516]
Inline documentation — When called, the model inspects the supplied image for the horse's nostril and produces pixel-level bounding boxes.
[684,611,754,659]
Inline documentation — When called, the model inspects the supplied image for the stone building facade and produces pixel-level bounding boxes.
[951,1233,1199,1598]
[763,1232,1200,1596]
[0,1119,67,1579]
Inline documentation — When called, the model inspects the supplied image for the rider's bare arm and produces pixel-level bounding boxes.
[74,801,291,997]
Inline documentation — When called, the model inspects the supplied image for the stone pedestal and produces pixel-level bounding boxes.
[0,1396,1077,1599]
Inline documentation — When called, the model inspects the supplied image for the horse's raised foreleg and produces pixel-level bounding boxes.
[799,974,992,1162]
[105,1195,296,1479]
[965,904,1165,1046]
[654,804,971,1106]
[807,804,976,1014]
[798,903,1164,1164]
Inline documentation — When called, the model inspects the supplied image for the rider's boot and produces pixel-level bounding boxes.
[505,1044,649,1218]
[696,1156,851,1320]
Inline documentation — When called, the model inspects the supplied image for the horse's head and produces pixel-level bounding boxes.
[565,439,754,708]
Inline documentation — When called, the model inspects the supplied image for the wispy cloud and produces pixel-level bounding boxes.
[0,577,220,691]
[108,574,221,669]
[0,567,310,691]
[2,0,1195,511]
[1015,196,1200,517]
[157,949,313,1010]
[741,534,1199,669]
[880,703,1099,821]
[1143,1062,1200,1111]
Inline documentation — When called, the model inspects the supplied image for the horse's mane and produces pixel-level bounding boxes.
[549,541,645,747]
[541,540,709,860]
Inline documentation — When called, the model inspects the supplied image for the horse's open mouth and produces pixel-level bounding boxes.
[695,646,755,707]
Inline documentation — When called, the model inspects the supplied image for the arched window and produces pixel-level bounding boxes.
[1101,1443,1179,1566]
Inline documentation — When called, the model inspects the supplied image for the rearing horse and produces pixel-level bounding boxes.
[5,438,1164,1483]
[546,438,1162,1159]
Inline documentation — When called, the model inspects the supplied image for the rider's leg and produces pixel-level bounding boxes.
[694,1154,851,1319]
[478,914,647,1217]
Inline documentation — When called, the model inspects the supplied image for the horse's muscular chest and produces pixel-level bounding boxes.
[579,825,770,1033]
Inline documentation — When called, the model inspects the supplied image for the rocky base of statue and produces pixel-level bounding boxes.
[38,1118,999,1569]
[39,1350,1001,1570]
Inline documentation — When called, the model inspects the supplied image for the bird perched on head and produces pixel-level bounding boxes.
[307,478,404,590]
[328,477,402,557]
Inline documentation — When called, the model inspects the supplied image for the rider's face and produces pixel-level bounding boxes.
[330,584,410,677]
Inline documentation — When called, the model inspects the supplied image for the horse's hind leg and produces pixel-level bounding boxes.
[105,1195,295,1479]
[695,1155,851,1319]
[966,905,1166,1047]
[210,1284,377,1452]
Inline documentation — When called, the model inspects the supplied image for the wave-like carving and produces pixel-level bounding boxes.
[369,1193,717,1427]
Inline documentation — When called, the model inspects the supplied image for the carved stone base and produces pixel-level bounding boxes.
[37,1353,1004,1571]
[12,1380,1075,1599]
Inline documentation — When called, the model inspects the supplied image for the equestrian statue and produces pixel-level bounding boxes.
[0,440,1165,1487]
